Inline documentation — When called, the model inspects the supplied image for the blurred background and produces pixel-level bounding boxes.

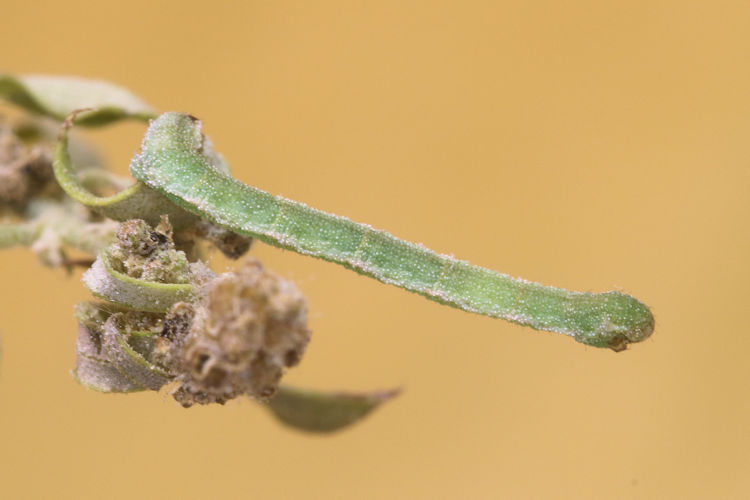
[1,1,748,498]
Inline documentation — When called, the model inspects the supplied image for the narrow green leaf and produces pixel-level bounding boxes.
[0,74,156,125]
[53,113,198,229]
[266,386,400,433]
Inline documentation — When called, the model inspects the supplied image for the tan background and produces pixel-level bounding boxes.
[1,1,749,498]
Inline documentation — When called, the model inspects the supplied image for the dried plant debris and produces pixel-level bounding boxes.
[78,219,311,408]
[168,258,311,407]
[0,117,117,268]
[78,216,394,431]
[0,74,400,433]
[27,200,117,269]
[74,296,397,432]
[108,216,191,283]
[0,196,117,269]
[0,119,55,209]
[190,220,252,259]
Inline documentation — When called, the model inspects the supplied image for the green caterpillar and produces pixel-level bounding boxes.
[123,113,653,351]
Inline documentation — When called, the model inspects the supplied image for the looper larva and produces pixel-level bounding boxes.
[124,112,654,351]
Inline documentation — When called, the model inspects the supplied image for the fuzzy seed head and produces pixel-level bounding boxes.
[169,258,310,407]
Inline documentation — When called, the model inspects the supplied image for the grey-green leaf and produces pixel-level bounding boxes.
[265,385,400,433]
[74,321,144,393]
[0,222,41,249]
[83,252,195,313]
[101,314,171,390]
[0,74,156,125]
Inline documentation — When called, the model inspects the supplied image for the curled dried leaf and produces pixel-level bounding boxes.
[83,252,196,313]
[101,313,171,390]
[82,217,215,312]
[73,306,144,393]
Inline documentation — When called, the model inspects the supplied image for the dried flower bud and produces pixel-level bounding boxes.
[108,216,190,283]
[169,258,310,407]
